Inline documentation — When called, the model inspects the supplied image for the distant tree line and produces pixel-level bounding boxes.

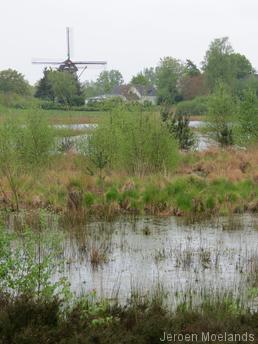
[0,37,257,109]
[82,37,256,106]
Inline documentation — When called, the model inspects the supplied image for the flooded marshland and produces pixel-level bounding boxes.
[7,213,258,309]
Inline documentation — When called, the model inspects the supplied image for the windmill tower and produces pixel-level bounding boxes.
[32,28,107,77]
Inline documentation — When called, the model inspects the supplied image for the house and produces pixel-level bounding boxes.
[85,84,157,105]
[111,84,157,105]
[132,85,157,105]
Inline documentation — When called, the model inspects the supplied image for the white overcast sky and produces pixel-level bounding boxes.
[0,0,257,85]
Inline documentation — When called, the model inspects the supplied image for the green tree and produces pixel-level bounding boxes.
[143,67,157,86]
[156,57,183,104]
[161,108,195,150]
[96,70,124,94]
[207,82,235,146]
[202,37,233,90]
[234,75,258,99]
[83,80,100,99]
[179,60,205,100]
[202,37,254,91]
[34,68,55,101]
[35,69,84,106]
[47,71,77,105]
[184,59,201,77]
[230,53,254,79]
[130,67,157,87]
[131,73,149,87]
[0,69,30,95]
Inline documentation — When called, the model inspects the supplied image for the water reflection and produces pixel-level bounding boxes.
[31,214,258,308]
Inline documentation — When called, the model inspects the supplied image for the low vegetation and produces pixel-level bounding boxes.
[84,107,179,175]
[0,142,257,220]
[0,292,257,343]
[175,96,209,116]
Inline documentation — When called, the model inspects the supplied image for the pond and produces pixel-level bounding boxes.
[54,123,97,130]
[63,216,258,306]
[54,120,203,130]
[11,214,255,308]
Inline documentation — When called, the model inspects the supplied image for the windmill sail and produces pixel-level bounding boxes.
[32,27,107,77]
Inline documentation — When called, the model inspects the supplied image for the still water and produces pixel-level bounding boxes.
[57,121,217,151]
[56,215,258,307]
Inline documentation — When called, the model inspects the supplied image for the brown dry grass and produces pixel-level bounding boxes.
[48,115,100,125]
[89,246,108,268]
[180,147,258,182]
[0,147,258,215]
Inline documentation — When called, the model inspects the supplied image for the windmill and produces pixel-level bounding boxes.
[32,28,107,78]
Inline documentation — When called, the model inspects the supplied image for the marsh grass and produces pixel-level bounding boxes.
[0,102,104,124]
[89,245,108,268]
[0,125,257,220]
[4,167,258,220]
[222,215,245,231]
[0,290,256,344]
[199,249,212,269]
[175,249,193,269]
[248,256,258,290]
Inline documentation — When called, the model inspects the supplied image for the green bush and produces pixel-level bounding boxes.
[175,96,209,116]
[86,97,124,111]
[85,107,179,175]
[84,192,95,206]
[0,114,54,210]
[105,187,119,202]
[0,92,40,109]
[0,220,68,299]
[0,118,25,210]
[18,112,55,168]
[236,88,258,145]
[205,195,216,210]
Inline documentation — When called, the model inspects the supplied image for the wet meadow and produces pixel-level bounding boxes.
[0,103,257,343]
